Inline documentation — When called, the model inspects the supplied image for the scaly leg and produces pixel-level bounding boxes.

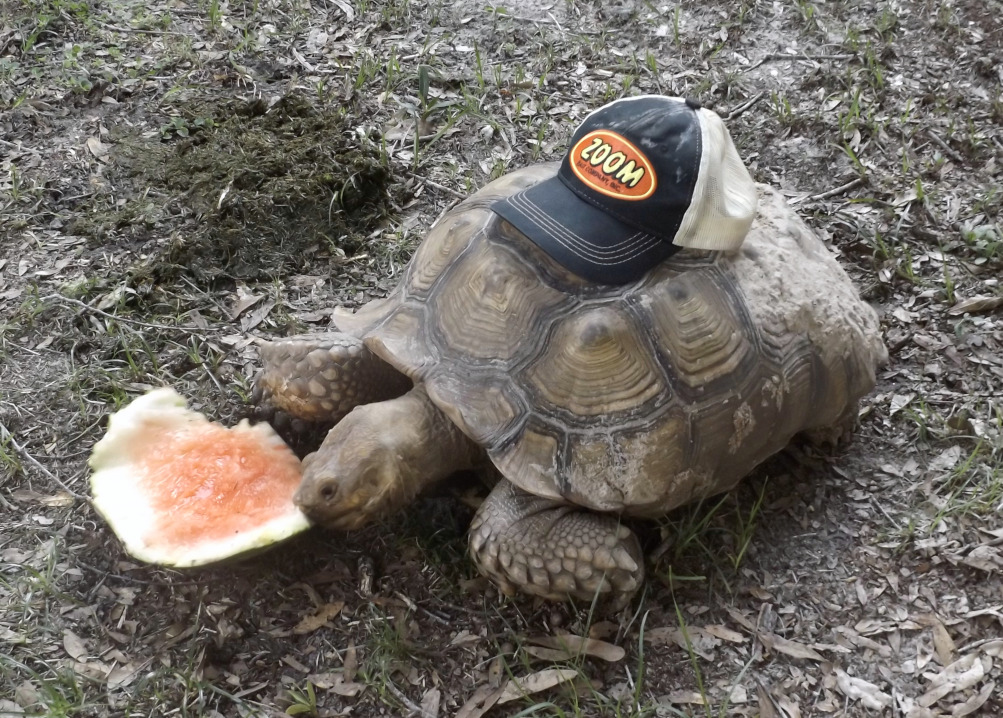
[256,333,412,423]
[469,479,643,607]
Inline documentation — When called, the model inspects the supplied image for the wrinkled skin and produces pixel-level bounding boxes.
[293,385,483,529]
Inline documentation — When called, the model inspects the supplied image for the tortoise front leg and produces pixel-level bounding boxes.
[469,480,643,606]
[256,333,413,423]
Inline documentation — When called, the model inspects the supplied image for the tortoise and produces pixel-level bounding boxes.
[256,162,887,605]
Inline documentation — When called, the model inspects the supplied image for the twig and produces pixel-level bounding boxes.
[546,11,566,38]
[496,11,599,33]
[93,19,191,36]
[810,177,865,201]
[394,592,451,625]
[725,91,766,120]
[747,52,855,71]
[409,172,467,200]
[0,422,85,498]
[926,129,966,165]
[0,489,15,510]
[42,294,203,332]
[790,177,864,204]
[384,680,426,717]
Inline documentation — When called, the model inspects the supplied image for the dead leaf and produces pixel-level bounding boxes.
[724,607,757,632]
[919,654,986,707]
[497,668,578,704]
[487,654,505,687]
[928,446,962,473]
[63,629,88,660]
[14,681,39,710]
[931,619,957,666]
[308,672,365,696]
[240,297,276,332]
[727,685,748,704]
[282,654,311,673]
[777,695,803,718]
[106,663,143,690]
[756,684,779,718]
[86,136,109,160]
[326,0,355,20]
[981,640,1003,658]
[947,295,1003,316]
[69,658,111,681]
[343,640,358,682]
[10,489,75,506]
[526,634,625,662]
[0,626,27,644]
[665,690,706,705]
[704,624,746,643]
[962,545,1003,572]
[835,669,892,710]
[952,680,995,716]
[890,393,915,415]
[455,684,506,718]
[230,289,265,319]
[524,646,576,661]
[420,687,441,718]
[449,630,481,647]
[758,632,824,661]
[293,601,345,634]
[643,626,718,660]
[587,621,618,640]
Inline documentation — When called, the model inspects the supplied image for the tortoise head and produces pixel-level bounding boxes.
[294,410,412,531]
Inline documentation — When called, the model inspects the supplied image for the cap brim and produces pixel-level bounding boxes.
[491,177,679,285]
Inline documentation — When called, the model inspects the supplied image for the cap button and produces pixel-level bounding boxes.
[685,97,702,110]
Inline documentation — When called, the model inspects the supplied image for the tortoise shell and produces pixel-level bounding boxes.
[335,163,886,517]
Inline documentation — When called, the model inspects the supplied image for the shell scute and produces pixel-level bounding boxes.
[640,266,762,399]
[429,236,571,363]
[523,306,668,418]
[406,209,485,295]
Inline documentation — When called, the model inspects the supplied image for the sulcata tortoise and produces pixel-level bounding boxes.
[257,98,886,605]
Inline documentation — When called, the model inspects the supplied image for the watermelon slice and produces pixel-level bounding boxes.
[89,388,311,567]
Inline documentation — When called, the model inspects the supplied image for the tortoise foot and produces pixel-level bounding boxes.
[469,480,643,608]
[802,400,859,451]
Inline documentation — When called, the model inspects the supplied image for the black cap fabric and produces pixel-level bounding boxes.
[492,96,704,285]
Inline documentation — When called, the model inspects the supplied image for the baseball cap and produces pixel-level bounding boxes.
[491,95,757,284]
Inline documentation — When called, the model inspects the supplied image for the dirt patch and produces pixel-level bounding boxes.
[69,93,396,287]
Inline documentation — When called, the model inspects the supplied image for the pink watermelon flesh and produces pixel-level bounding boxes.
[90,388,310,566]
[139,422,304,549]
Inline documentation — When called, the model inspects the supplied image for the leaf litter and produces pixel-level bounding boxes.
[2,0,1003,715]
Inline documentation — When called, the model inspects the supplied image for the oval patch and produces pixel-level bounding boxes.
[569,130,657,201]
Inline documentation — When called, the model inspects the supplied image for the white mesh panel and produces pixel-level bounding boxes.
[673,108,756,251]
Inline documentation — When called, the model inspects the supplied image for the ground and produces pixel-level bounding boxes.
[1,0,1002,715]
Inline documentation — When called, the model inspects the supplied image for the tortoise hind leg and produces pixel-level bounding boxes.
[256,333,412,423]
[469,479,643,607]
[801,400,859,451]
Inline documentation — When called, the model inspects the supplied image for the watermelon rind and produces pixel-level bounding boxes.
[89,387,311,567]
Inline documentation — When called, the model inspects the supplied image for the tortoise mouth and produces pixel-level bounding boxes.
[297,502,371,532]
[294,486,380,532]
